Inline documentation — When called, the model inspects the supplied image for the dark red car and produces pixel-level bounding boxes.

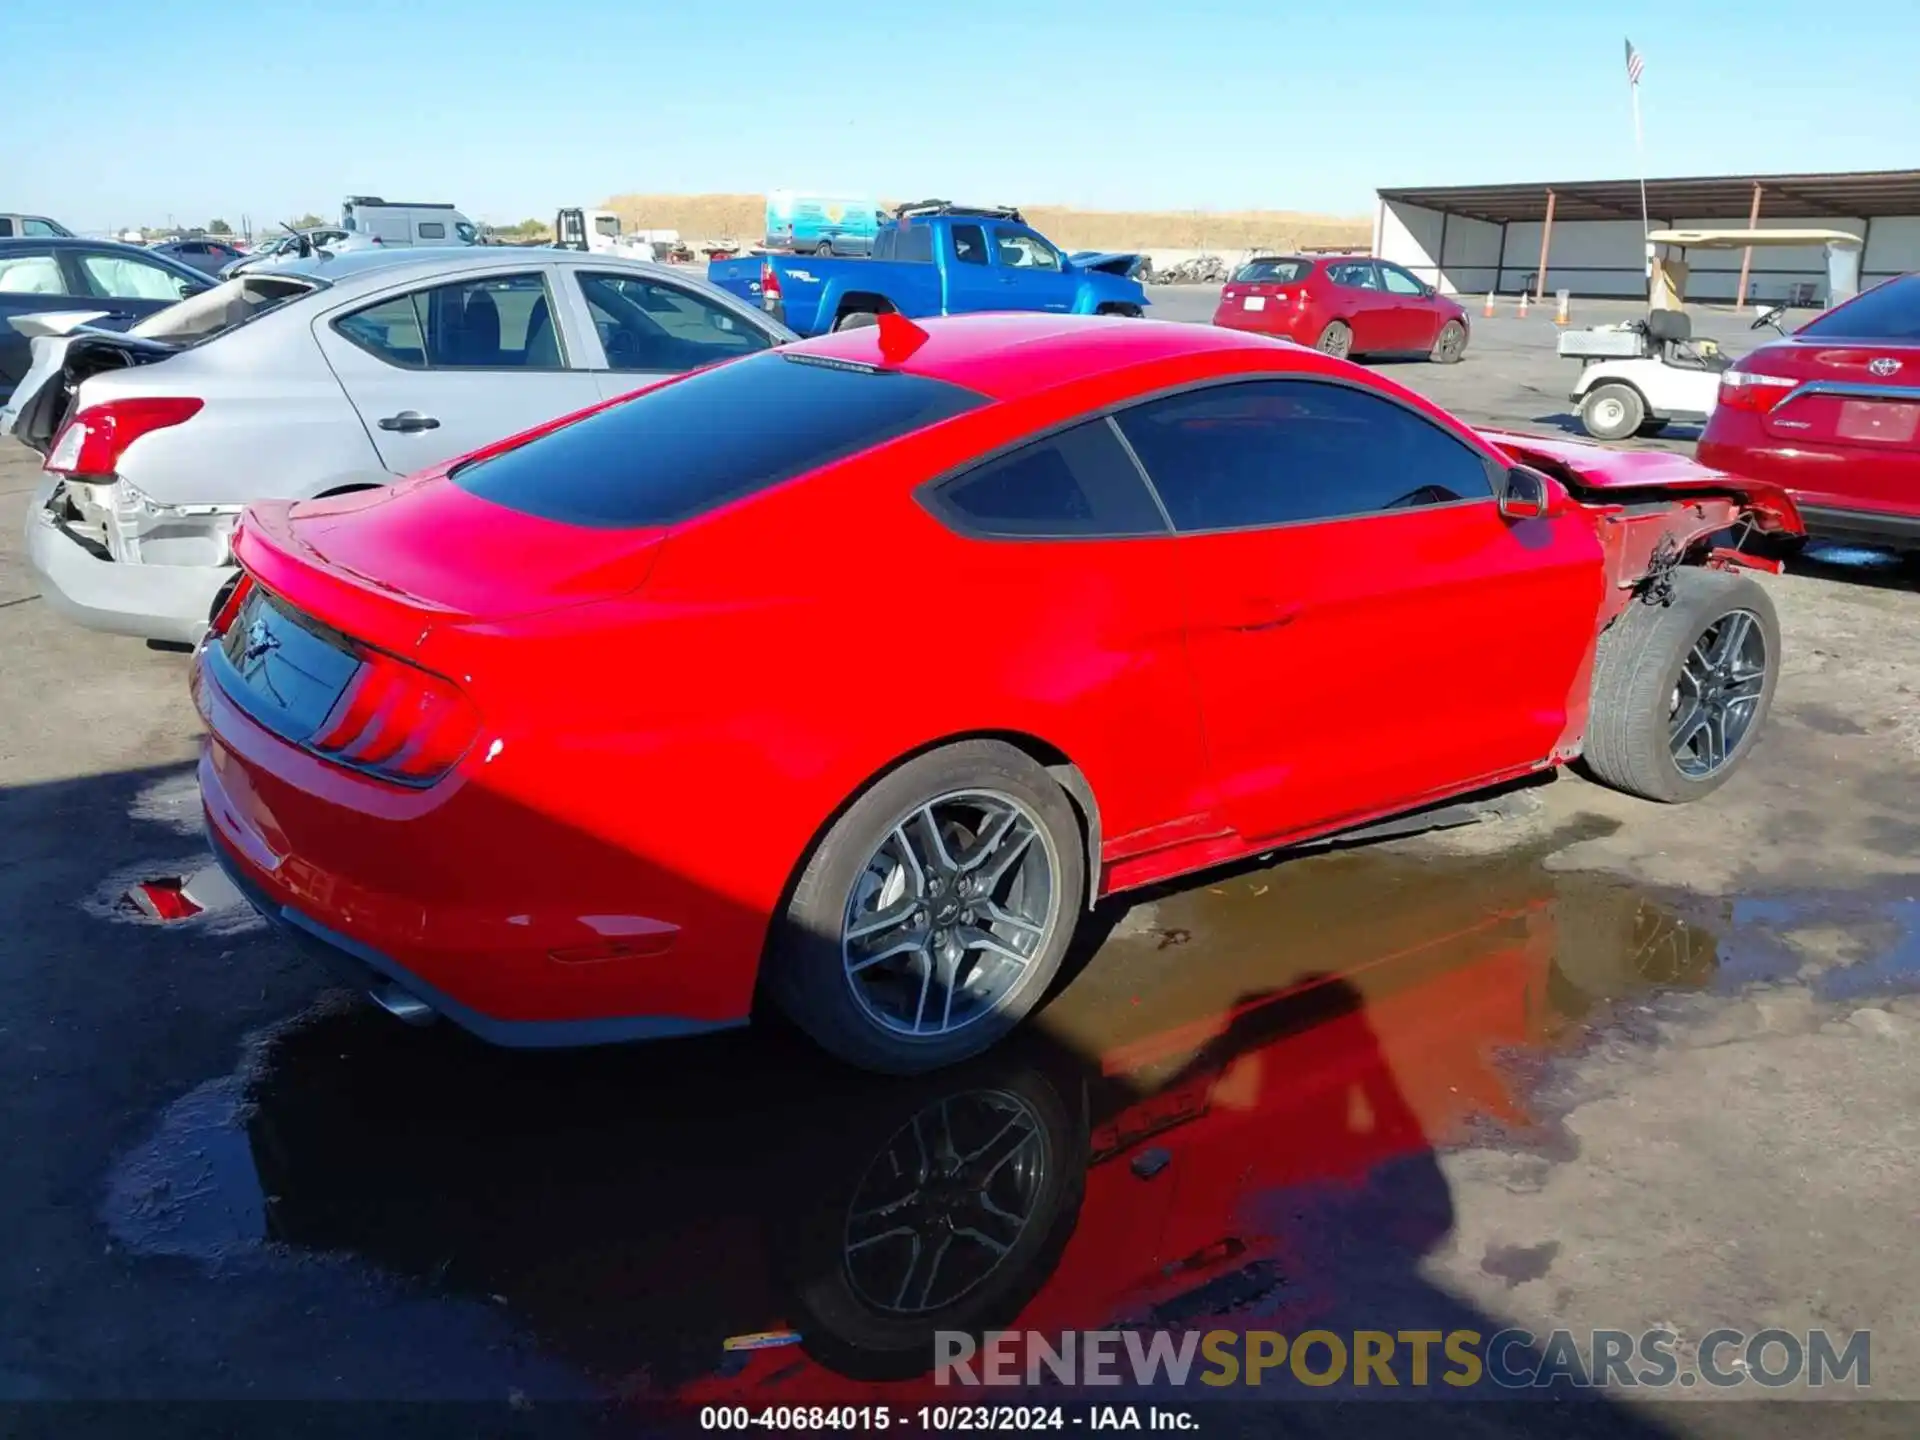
[194,313,1797,1075]
[1212,254,1471,363]
[1699,273,1920,555]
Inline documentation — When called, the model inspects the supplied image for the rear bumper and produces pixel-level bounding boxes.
[26,477,227,644]
[206,830,738,1048]
[1211,308,1309,341]
[196,651,755,1047]
[1697,428,1920,545]
[1796,505,1920,545]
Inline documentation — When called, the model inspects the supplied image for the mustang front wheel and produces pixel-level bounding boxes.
[1581,568,1780,803]
[769,741,1086,1073]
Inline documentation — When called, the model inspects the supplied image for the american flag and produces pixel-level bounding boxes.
[1624,37,1645,85]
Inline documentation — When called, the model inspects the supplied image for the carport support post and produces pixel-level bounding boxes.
[1735,183,1763,308]
[1535,190,1555,303]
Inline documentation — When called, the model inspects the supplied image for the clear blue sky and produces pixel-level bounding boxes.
[12,0,1919,233]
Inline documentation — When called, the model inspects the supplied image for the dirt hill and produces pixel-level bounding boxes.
[600,192,1370,252]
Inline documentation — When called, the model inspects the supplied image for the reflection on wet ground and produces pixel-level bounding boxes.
[103,831,1920,1402]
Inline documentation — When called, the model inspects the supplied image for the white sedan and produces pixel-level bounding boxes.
[5,246,796,643]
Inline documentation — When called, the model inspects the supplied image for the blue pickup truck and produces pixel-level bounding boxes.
[707,201,1148,337]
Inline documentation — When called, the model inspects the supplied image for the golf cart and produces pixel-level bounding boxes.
[1560,227,1863,441]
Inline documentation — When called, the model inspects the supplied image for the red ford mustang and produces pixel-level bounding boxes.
[193,313,1800,1073]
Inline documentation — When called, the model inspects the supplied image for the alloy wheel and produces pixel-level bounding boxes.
[840,791,1059,1039]
[1669,609,1768,778]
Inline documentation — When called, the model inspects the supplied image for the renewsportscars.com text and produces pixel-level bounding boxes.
[936,1327,1871,1391]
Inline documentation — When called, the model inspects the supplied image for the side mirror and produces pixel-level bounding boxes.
[1498,465,1567,521]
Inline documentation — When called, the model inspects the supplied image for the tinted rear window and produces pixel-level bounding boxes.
[1797,275,1920,341]
[1233,259,1311,284]
[451,351,988,528]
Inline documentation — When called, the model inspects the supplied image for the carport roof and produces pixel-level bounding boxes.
[1377,169,1920,224]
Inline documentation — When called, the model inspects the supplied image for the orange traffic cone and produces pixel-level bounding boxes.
[1517,291,1530,318]
[1482,290,1496,318]
[1554,290,1571,325]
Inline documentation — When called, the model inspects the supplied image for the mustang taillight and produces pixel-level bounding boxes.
[45,397,204,477]
[308,650,479,785]
[1718,369,1797,413]
[206,572,254,638]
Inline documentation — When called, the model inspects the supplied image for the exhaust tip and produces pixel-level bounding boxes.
[368,981,437,1027]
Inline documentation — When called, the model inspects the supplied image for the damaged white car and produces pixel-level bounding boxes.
[4,246,795,644]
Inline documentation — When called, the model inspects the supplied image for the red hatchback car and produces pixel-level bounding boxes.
[1699,272,1920,556]
[1212,255,1471,363]
[194,313,1796,1074]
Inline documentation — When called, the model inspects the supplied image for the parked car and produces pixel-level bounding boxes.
[150,237,249,276]
[221,230,378,277]
[0,213,74,239]
[707,201,1148,336]
[7,247,796,643]
[0,237,209,399]
[1697,273,1920,556]
[192,313,1799,1076]
[1212,255,1471,363]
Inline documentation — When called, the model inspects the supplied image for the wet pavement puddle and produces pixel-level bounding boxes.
[100,831,1920,1402]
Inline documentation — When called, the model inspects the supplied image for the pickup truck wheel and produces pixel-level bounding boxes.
[834,310,880,332]
[767,740,1085,1074]
[1580,382,1645,441]
[1316,320,1353,360]
[1581,568,1780,804]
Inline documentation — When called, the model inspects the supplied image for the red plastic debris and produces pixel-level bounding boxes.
[126,879,203,922]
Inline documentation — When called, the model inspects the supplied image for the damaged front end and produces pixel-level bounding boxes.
[1481,427,1804,622]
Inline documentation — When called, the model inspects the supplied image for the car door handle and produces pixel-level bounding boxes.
[377,411,440,433]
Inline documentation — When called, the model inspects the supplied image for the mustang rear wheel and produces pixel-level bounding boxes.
[769,741,1086,1073]
[1581,568,1780,803]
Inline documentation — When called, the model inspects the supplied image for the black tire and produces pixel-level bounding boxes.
[815,241,835,257]
[1097,303,1144,318]
[1316,319,1353,360]
[1429,319,1467,364]
[1580,382,1646,441]
[834,309,880,332]
[768,740,1087,1074]
[1581,568,1781,803]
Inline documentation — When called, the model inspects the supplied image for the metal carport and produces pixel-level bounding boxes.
[1373,169,1920,305]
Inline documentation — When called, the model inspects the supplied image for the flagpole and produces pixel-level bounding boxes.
[1628,41,1651,277]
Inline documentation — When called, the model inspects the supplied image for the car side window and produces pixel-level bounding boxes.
[22,219,61,237]
[923,418,1167,539]
[950,223,989,266]
[578,272,772,372]
[0,249,65,296]
[1113,380,1498,533]
[992,226,1062,272]
[0,219,13,237]
[336,272,565,370]
[1379,264,1426,296]
[77,252,197,301]
[417,221,446,240]
[1327,262,1380,291]
[895,224,933,263]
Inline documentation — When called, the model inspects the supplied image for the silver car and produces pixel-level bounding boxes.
[6,246,796,643]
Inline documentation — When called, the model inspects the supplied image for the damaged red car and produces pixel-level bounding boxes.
[193,312,1801,1074]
